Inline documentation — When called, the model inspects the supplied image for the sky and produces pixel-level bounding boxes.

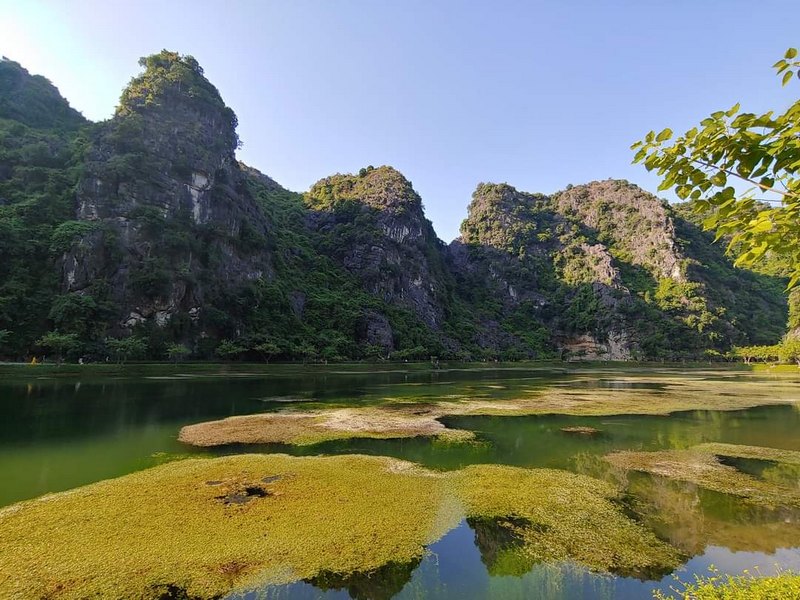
[1,0,797,241]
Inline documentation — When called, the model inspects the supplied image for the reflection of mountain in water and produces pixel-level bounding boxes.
[467,515,539,577]
[304,558,421,600]
[627,472,800,556]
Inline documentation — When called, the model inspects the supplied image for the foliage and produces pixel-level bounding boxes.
[633,47,800,289]
[215,339,246,360]
[49,220,97,254]
[0,58,86,130]
[36,331,79,363]
[166,343,190,363]
[117,50,239,151]
[732,338,800,366]
[654,568,800,600]
[0,112,89,355]
[732,344,781,364]
[106,336,148,364]
[779,338,800,366]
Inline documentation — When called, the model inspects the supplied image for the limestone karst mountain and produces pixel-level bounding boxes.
[0,51,789,361]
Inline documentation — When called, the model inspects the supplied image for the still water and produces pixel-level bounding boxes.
[1,363,799,598]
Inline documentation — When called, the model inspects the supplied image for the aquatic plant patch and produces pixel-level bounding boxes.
[179,377,800,447]
[0,454,682,598]
[454,465,682,579]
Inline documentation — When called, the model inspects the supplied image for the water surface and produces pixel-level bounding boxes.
[1,363,799,597]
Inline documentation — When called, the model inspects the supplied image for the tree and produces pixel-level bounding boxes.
[632,47,800,289]
[37,331,79,364]
[106,336,147,364]
[254,340,281,363]
[166,343,191,364]
[779,338,800,367]
[215,340,246,361]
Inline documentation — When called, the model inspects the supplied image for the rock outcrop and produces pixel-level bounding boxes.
[60,51,273,335]
[305,166,456,351]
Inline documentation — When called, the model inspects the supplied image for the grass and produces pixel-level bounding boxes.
[0,455,684,598]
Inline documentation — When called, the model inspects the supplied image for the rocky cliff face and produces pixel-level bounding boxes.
[450,179,788,359]
[553,180,684,281]
[60,51,273,337]
[452,182,636,359]
[304,166,457,351]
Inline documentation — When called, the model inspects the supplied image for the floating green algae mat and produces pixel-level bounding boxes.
[178,409,475,446]
[0,454,681,599]
[179,376,800,447]
[454,465,681,579]
[606,443,800,508]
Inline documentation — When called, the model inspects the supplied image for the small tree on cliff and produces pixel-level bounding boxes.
[633,47,800,289]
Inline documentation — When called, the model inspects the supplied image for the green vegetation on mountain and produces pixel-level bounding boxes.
[0,51,793,363]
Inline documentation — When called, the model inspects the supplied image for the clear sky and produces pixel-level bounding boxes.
[1,0,797,241]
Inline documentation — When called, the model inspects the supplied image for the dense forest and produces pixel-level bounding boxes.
[0,51,796,363]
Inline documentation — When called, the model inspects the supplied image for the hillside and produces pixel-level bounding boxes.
[0,52,790,361]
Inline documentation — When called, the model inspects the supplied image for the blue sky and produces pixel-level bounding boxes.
[1,0,797,241]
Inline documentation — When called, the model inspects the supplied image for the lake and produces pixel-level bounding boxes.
[1,363,799,598]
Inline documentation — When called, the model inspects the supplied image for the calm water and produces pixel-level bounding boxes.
[1,363,799,598]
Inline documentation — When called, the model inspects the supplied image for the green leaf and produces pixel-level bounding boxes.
[786,47,798,59]
[656,128,673,142]
[725,103,740,117]
[749,219,773,233]
[783,71,793,86]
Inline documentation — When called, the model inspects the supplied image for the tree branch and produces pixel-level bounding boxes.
[691,158,798,202]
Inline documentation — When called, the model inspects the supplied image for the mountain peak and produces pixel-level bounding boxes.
[305,165,422,212]
[0,57,86,129]
[116,50,239,154]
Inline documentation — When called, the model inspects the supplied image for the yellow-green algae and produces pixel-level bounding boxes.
[695,442,800,465]
[178,409,475,446]
[454,465,681,579]
[606,443,800,508]
[0,454,456,599]
[0,455,681,599]
[179,376,800,447]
